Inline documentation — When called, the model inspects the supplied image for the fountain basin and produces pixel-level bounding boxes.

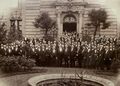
[28,74,114,86]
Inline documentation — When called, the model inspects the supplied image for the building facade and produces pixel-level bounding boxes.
[22,0,118,38]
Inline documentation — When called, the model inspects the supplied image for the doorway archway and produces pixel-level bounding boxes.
[63,14,77,33]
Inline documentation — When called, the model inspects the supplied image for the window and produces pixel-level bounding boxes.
[63,15,76,23]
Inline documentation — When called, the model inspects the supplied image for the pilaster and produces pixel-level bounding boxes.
[57,10,62,38]
[78,10,84,35]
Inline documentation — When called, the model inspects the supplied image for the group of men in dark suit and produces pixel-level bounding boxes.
[0,33,119,70]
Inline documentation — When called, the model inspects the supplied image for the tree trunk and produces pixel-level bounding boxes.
[45,28,48,36]
[93,26,98,41]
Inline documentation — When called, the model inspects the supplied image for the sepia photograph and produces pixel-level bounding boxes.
[0,0,120,86]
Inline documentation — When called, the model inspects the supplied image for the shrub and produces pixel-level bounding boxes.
[111,59,120,73]
[18,56,36,70]
[0,56,36,73]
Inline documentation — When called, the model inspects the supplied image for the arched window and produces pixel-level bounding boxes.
[63,15,76,23]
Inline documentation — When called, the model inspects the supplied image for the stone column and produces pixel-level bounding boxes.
[78,11,83,35]
[57,11,62,38]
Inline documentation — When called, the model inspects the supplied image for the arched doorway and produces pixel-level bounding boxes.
[63,14,77,33]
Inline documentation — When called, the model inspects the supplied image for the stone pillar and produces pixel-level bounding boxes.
[78,11,83,35]
[57,11,62,38]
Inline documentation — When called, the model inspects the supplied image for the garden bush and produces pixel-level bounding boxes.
[0,55,35,73]
[111,59,120,73]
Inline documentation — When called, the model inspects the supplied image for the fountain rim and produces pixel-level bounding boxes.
[28,74,114,86]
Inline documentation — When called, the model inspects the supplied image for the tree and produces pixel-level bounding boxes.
[0,23,7,44]
[34,12,56,36]
[88,9,110,40]
[7,25,23,43]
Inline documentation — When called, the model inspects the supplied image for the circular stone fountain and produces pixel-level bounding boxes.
[28,74,114,86]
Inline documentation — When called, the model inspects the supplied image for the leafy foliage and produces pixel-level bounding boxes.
[88,9,110,40]
[111,59,120,73]
[0,23,7,44]
[7,26,23,43]
[0,56,35,73]
[34,12,56,36]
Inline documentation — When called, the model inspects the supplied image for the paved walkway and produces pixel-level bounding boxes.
[0,67,119,86]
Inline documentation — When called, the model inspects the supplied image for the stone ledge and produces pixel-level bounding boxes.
[28,74,115,86]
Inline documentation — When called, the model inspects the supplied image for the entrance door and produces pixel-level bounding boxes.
[63,14,77,33]
[63,22,76,32]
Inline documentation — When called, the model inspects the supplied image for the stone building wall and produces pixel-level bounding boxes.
[22,0,118,38]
